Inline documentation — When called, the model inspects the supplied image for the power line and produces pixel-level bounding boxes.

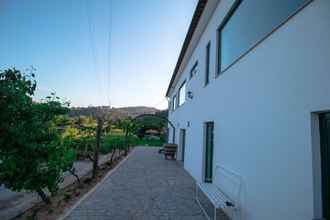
[106,0,112,108]
[85,0,104,100]
[152,97,168,109]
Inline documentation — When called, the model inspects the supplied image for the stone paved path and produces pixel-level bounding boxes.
[64,147,206,220]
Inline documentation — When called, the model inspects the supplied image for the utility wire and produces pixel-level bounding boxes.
[85,0,104,100]
[106,0,112,108]
[152,97,168,110]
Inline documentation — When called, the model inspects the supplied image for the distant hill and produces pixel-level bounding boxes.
[69,106,163,120]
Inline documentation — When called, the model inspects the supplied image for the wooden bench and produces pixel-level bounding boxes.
[163,144,177,160]
[196,165,241,220]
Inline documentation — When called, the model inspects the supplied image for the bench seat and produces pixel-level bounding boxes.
[196,182,238,220]
[163,144,177,160]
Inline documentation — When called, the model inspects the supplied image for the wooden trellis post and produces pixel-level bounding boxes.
[92,117,103,179]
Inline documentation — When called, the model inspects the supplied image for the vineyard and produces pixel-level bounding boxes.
[58,114,166,158]
[0,68,167,210]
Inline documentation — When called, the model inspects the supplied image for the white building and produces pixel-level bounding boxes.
[165,0,330,220]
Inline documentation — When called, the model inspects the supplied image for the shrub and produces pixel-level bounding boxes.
[0,68,75,204]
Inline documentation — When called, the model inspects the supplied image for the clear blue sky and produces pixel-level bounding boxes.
[0,0,197,109]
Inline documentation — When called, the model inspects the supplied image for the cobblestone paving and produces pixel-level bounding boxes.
[64,147,206,220]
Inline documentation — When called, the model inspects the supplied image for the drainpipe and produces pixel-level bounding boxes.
[172,127,175,144]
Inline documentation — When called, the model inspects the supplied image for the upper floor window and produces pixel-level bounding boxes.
[172,95,177,111]
[217,0,310,74]
[205,42,210,86]
[190,61,198,79]
[178,81,186,106]
[168,100,171,111]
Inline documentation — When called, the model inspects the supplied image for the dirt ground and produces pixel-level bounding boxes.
[13,152,128,220]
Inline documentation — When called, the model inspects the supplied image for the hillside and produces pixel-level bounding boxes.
[69,106,162,120]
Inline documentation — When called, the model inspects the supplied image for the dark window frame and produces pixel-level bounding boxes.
[205,41,211,86]
[190,61,198,79]
[178,80,186,107]
[216,0,313,75]
[319,113,330,219]
[216,0,242,76]
[172,95,177,111]
[216,28,220,76]
[204,121,214,183]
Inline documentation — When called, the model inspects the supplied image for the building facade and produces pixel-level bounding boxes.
[166,0,330,219]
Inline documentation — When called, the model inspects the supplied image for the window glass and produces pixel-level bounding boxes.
[178,82,186,106]
[219,0,309,72]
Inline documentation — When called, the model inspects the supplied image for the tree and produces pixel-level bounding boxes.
[0,68,75,204]
[114,118,135,134]
[132,114,166,139]
[92,117,103,179]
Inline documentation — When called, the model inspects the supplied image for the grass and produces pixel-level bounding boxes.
[100,134,164,154]
[135,138,164,147]
[63,126,165,155]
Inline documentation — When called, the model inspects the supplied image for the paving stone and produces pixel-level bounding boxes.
[64,147,206,220]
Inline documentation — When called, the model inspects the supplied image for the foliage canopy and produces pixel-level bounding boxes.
[0,68,75,203]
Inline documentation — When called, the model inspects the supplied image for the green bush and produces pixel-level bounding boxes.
[62,135,96,158]
[100,134,164,154]
[101,135,127,154]
[0,68,75,204]
[62,126,165,157]
[137,138,164,146]
[62,127,80,139]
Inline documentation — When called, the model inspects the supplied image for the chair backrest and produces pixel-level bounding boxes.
[214,165,242,204]
[163,144,177,149]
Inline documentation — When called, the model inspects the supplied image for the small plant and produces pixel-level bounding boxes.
[63,192,72,202]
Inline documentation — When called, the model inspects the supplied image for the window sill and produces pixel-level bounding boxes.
[176,101,187,110]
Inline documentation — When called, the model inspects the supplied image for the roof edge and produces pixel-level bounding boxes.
[165,0,208,97]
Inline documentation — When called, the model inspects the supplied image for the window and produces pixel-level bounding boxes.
[172,95,177,111]
[204,122,214,183]
[205,42,210,85]
[190,61,198,79]
[319,113,330,219]
[179,129,186,162]
[178,81,186,106]
[217,0,310,73]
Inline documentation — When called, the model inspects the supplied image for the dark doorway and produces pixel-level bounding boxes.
[180,129,186,162]
[204,122,214,183]
[319,113,330,218]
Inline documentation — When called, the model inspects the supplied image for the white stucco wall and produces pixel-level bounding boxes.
[167,0,330,219]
